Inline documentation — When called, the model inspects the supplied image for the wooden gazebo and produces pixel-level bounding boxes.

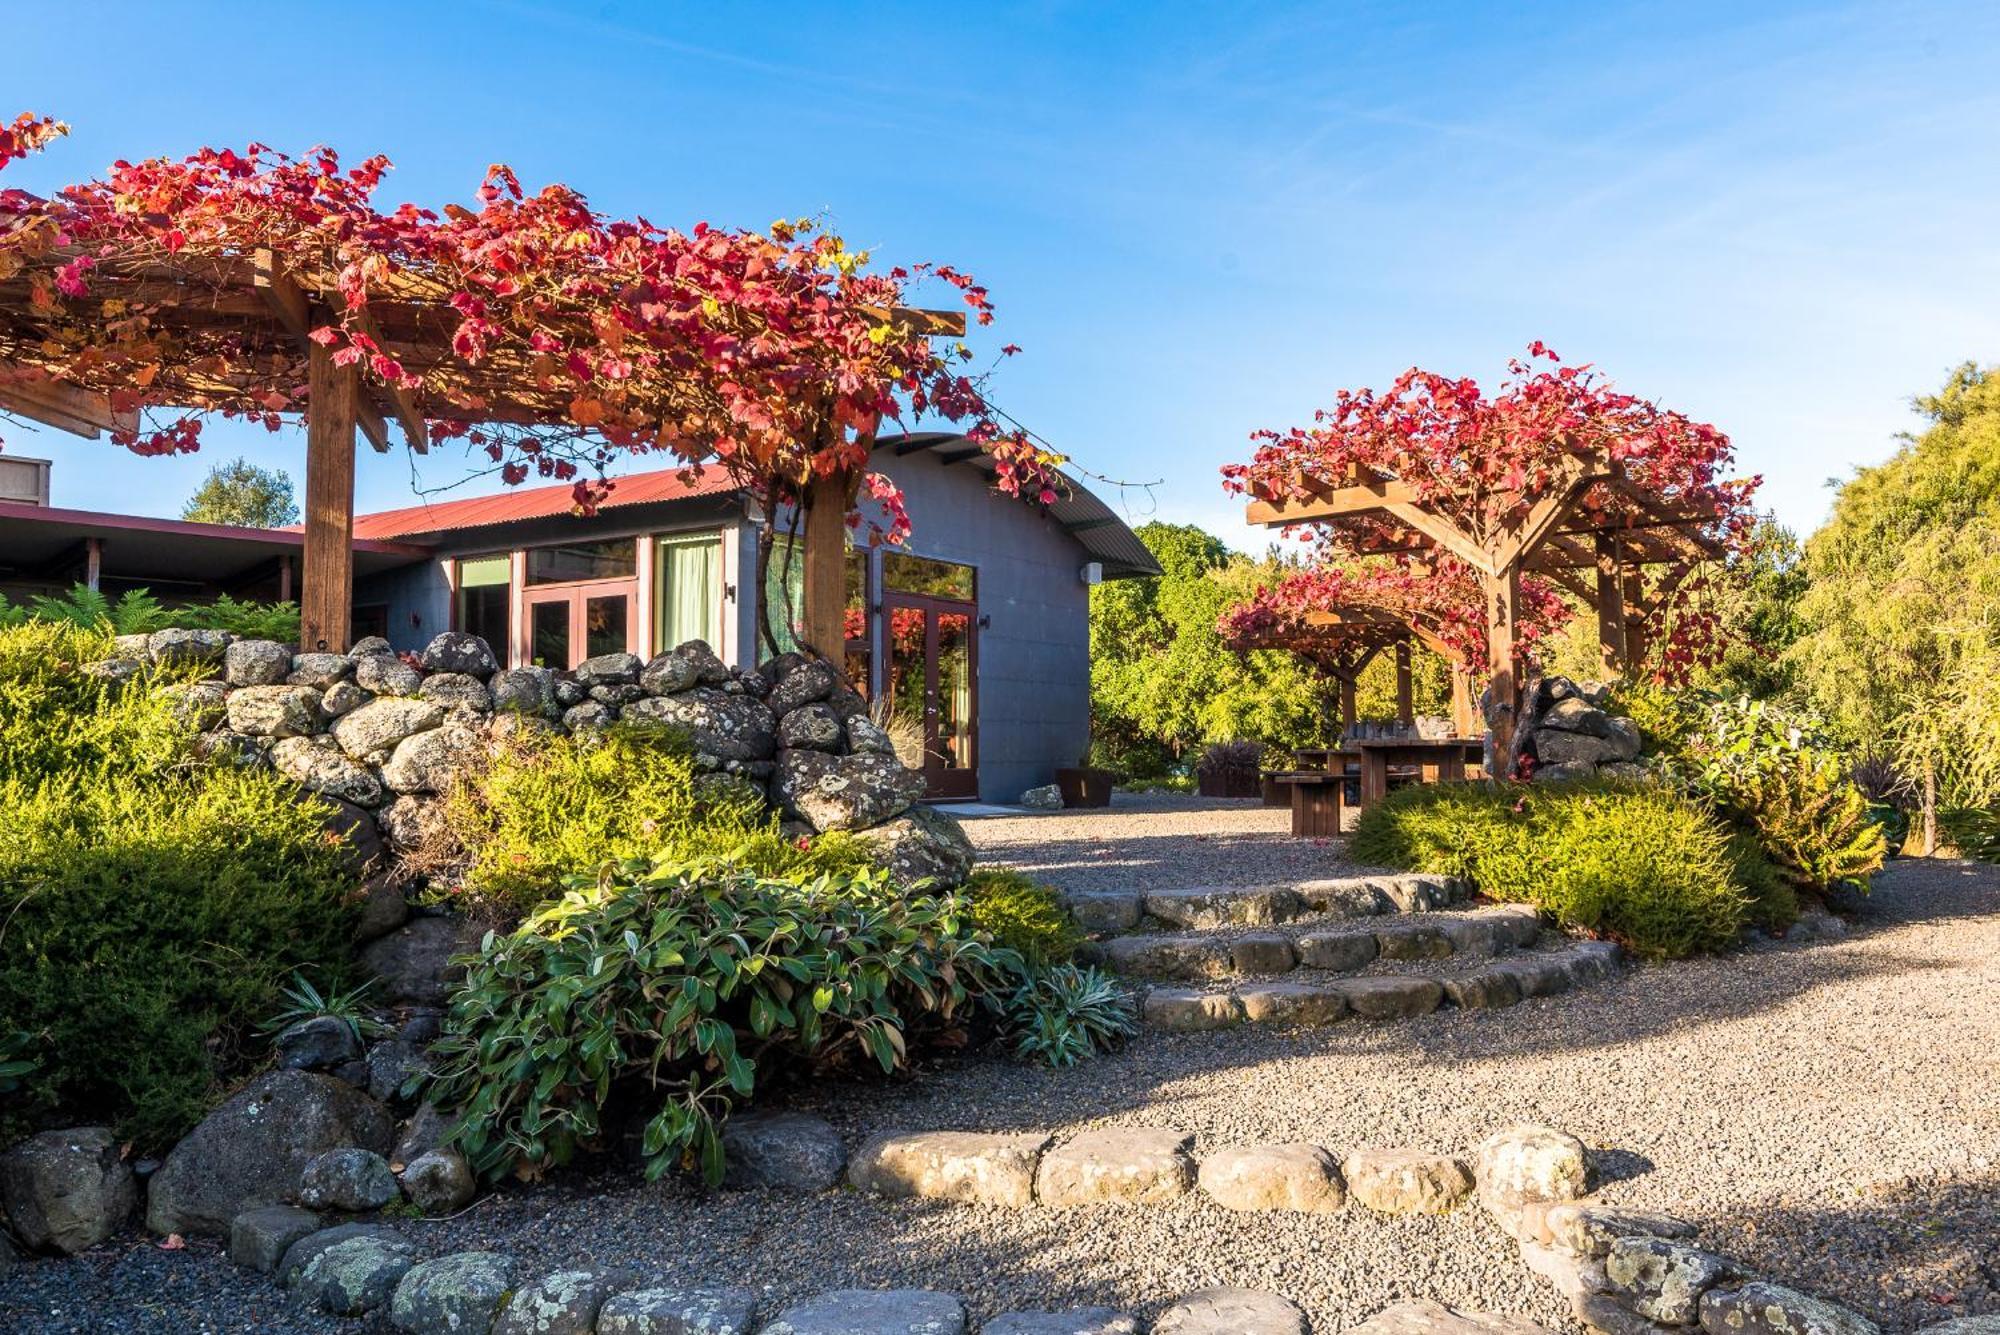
[1242,451,1725,758]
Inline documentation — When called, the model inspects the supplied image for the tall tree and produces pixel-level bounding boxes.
[1789,362,2000,848]
[181,456,298,528]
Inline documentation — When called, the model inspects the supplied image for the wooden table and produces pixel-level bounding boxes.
[1282,772,1344,837]
[1354,739,1484,809]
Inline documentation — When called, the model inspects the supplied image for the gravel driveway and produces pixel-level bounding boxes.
[4,844,1994,1335]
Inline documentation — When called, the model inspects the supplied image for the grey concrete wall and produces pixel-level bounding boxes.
[354,558,454,654]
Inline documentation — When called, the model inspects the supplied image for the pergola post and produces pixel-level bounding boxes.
[799,466,855,661]
[1594,532,1627,677]
[1394,640,1414,728]
[1484,566,1521,768]
[1338,675,1358,734]
[1448,665,1476,738]
[1621,566,1647,670]
[301,339,359,652]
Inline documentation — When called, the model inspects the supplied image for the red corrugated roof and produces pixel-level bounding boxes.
[352,468,740,540]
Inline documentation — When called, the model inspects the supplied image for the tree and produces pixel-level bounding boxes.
[181,456,298,528]
[1789,362,2000,848]
[0,113,1061,659]
[1088,524,1333,772]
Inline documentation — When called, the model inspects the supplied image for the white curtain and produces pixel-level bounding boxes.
[656,533,721,650]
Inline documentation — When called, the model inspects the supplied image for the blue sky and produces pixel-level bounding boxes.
[4,1,1998,551]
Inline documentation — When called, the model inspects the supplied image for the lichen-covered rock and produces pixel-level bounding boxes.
[419,671,493,713]
[721,1112,847,1193]
[159,679,230,730]
[641,640,732,695]
[856,806,976,888]
[490,665,559,716]
[771,748,924,831]
[378,794,449,856]
[390,1250,518,1333]
[562,699,614,732]
[419,631,499,677]
[148,626,231,666]
[1342,1148,1474,1214]
[760,1289,965,1335]
[765,658,842,714]
[1153,1288,1308,1335]
[597,1285,761,1334]
[1698,1284,1880,1335]
[321,679,372,717]
[146,1070,394,1236]
[1337,975,1445,1020]
[1237,981,1347,1026]
[275,1016,364,1072]
[848,1131,1050,1207]
[226,638,294,686]
[1035,1128,1196,1207]
[575,651,643,686]
[777,701,844,751]
[365,1039,429,1106]
[1349,1299,1556,1335]
[1521,1239,1612,1301]
[1145,886,1300,929]
[624,689,777,761]
[356,652,425,697]
[288,1229,419,1316]
[1475,1124,1590,1235]
[399,1149,475,1215]
[298,1147,400,1212]
[1020,784,1064,811]
[1542,1203,1696,1257]
[361,916,481,1005]
[1606,1239,1740,1325]
[381,721,485,794]
[350,636,394,657]
[985,1311,1140,1335]
[225,683,323,738]
[0,1126,135,1255]
[289,651,355,689]
[332,697,445,761]
[227,1203,322,1274]
[844,715,897,756]
[1198,1143,1345,1213]
[495,1268,640,1335]
[272,735,386,807]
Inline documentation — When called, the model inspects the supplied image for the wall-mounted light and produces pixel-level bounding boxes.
[978,613,992,630]
[410,611,423,628]
[1079,561,1104,586]
[723,582,737,602]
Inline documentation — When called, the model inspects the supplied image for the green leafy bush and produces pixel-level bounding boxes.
[963,868,1081,967]
[435,723,872,918]
[1350,779,1751,958]
[424,860,1017,1184]
[1940,805,2000,862]
[1650,694,1885,896]
[0,622,357,1147]
[1004,964,1136,1067]
[0,584,300,641]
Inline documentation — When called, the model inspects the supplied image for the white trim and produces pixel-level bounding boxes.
[634,533,657,657]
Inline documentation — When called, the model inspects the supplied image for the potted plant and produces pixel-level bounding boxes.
[1056,744,1118,809]
[1196,740,1265,799]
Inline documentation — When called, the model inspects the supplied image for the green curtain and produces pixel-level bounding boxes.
[656,533,721,651]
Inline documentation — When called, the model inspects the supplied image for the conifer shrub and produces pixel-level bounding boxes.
[962,867,1082,966]
[1350,779,1751,958]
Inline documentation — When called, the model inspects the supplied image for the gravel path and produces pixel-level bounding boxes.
[960,791,1378,893]
[4,851,1994,1335]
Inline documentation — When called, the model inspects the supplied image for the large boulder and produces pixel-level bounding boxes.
[1534,726,1640,769]
[623,689,777,761]
[771,749,924,832]
[145,1070,394,1237]
[1348,1300,1555,1335]
[856,806,976,887]
[272,735,386,807]
[576,652,643,687]
[1474,1124,1590,1236]
[361,915,482,1005]
[419,631,498,677]
[0,1126,136,1254]
[1342,1148,1474,1214]
[419,671,493,714]
[289,652,355,689]
[225,684,323,738]
[380,720,485,795]
[1606,1239,1741,1325]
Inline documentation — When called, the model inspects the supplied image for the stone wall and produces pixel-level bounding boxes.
[88,628,973,888]
[1520,676,1646,783]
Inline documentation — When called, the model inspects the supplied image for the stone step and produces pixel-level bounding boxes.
[1141,939,1623,1031]
[1100,904,1544,982]
[1065,872,1474,935]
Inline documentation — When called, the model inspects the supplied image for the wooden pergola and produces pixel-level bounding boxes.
[1243,450,1723,759]
[1231,602,1481,739]
[0,243,961,655]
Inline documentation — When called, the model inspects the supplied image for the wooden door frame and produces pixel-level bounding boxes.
[522,577,639,669]
[882,589,981,801]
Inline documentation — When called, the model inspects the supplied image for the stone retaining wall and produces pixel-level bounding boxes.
[87,627,972,887]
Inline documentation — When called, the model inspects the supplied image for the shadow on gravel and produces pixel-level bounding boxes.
[1688,1170,2000,1333]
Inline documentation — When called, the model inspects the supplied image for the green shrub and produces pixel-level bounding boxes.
[963,868,1081,967]
[1650,694,1886,895]
[0,622,357,1147]
[1004,964,1136,1067]
[1351,779,1751,958]
[424,859,1017,1184]
[0,585,300,641]
[436,723,872,918]
[1940,804,2000,862]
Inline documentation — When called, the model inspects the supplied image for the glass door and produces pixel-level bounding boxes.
[525,581,638,669]
[883,593,979,800]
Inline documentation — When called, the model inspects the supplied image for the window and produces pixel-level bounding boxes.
[655,531,722,652]
[456,555,511,657]
[526,539,636,586]
[883,551,974,601]
[762,536,867,657]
